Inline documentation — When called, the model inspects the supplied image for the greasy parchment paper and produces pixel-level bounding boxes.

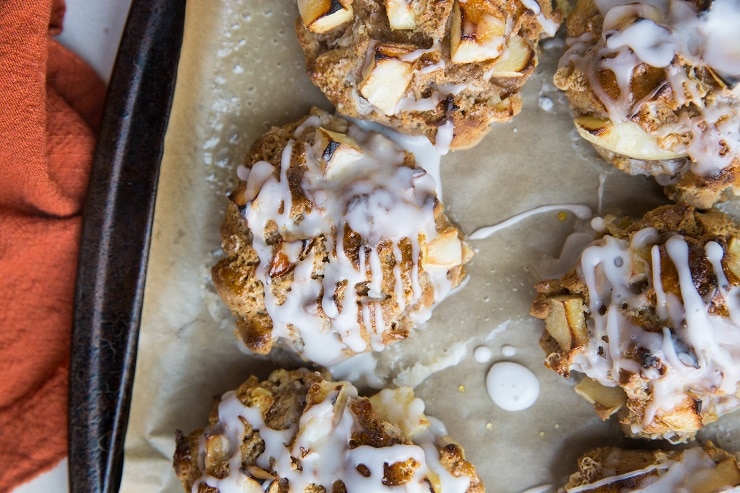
[120,1,740,492]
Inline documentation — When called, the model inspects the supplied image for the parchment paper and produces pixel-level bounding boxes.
[120,1,740,492]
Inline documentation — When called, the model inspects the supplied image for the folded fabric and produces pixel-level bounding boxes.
[0,0,105,489]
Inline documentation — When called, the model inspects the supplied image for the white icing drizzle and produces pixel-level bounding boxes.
[438,83,472,96]
[392,340,471,388]
[192,384,472,493]
[537,224,598,280]
[501,344,517,357]
[596,173,606,216]
[418,59,447,74]
[565,447,734,493]
[486,361,541,411]
[561,0,740,177]
[399,42,442,63]
[236,164,250,182]
[294,115,322,138]
[328,352,386,389]
[519,486,554,493]
[435,120,455,155]
[468,204,593,240]
[519,0,560,36]
[243,118,463,365]
[349,118,445,197]
[396,92,442,113]
[474,345,493,363]
[571,227,740,436]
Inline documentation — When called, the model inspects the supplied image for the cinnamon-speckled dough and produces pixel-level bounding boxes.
[173,368,485,493]
[532,204,740,442]
[212,108,472,365]
[295,0,561,150]
[555,0,740,208]
[561,443,740,492]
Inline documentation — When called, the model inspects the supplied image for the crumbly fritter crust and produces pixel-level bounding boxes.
[532,204,740,442]
[212,108,472,364]
[561,442,740,492]
[173,369,485,493]
[554,0,740,208]
[296,0,560,150]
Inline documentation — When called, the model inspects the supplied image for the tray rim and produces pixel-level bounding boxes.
[69,1,187,491]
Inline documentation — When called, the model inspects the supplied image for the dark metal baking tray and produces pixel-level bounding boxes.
[70,1,187,491]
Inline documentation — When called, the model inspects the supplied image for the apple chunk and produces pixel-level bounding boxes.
[450,0,506,64]
[386,0,416,30]
[489,35,535,77]
[726,237,740,281]
[359,44,415,116]
[574,115,688,161]
[298,0,354,33]
[543,295,588,350]
[422,230,463,270]
[312,127,364,179]
[575,377,627,419]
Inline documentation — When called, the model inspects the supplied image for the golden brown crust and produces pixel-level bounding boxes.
[173,369,485,493]
[532,204,740,441]
[296,0,560,150]
[212,108,473,362]
[555,0,740,208]
[562,443,740,492]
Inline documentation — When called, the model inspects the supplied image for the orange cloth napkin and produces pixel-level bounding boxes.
[0,0,105,489]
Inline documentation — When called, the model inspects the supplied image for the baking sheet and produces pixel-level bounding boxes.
[120,1,740,492]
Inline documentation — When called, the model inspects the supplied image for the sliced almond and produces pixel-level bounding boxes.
[245,465,276,480]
